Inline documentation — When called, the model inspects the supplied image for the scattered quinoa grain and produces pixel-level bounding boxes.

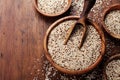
[47,19,102,70]
[70,0,84,15]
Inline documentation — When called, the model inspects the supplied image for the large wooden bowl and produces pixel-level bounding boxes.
[34,0,72,17]
[103,54,120,80]
[44,16,106,75]
[102,4,120,39]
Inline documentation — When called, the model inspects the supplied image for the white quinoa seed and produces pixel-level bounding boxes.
[70,0,84,15]
[37,0,68,15]
[105,10,120,35]
[47,19,102,70]
[106,59,120,80]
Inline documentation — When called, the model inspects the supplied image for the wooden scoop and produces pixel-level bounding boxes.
[64,0,96,49]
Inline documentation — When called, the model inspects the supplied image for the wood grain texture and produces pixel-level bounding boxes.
[0,0,49,80]
[0,0,120,80]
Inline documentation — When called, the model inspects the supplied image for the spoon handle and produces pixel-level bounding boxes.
[78,0,96,49]
[80,0,96,18]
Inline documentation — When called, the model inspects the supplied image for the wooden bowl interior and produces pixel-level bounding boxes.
[44,16,106,75]
[34,0,72,17]
[102,4,120,39]
[103,54,120,80]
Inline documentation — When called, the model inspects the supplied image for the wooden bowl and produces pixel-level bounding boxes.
[34,0,72,17]
[102,4,120,39]
[103,54,120,80]
[44,16,106,75]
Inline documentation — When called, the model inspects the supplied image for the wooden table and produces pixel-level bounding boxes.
[0,0,120,80]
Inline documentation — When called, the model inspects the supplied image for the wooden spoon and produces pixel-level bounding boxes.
[64,0,96,48]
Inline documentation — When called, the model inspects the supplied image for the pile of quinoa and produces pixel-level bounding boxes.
[105,10,120,35]
[48,19,102,70]
[37,0,68,15]
[106,59,120,80]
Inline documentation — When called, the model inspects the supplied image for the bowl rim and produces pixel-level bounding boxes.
[34,0,72,17]
[103,54,120,80]
[102,4,120,39]
[44,16,106,75]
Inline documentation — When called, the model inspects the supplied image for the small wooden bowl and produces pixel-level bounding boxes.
[44,16,106,75]
[103,54,120,80]
[34,0,72,17]
[102,4,120,39]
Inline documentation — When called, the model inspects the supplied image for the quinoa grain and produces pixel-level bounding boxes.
[106,59,120,80]
[47,19,102,70]
[37,0,69,15]
[105,10,120,35]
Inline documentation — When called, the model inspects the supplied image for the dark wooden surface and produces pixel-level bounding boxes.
[0,0,120,80]
[0,0,48,80]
